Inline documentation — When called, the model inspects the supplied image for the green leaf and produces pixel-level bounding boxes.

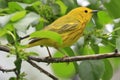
[6,28,19,44]
[116,37,120,51]
[0,0,7,8]
[10,10,26,22]
[114,22,120,36]
[36,18,45,31]
[26,1,41,13]
[98,11,112,24]
[32,1,41,12]
[93,13,103,29]
[88,0,101,9]
[63,47,79,73]
[9,72,26,80]
[23,0,37,4]
[56,0,67,15]
[4,23,14,31]
[6,33,15,44]
[0,29,6,37]
[30,30,63,45]
[110,58,120,70]
[8,2,23,12]
[27,52,39,56]
[14,58,22,75]
[102,59,113,80]
[61,0,77,9]
[0,23,14,37]
[20,51,39,60]
[90,43,99,54]
[101,0,120,18]
[51,52,76,78]
[79,45,95,55]
[90,35,100,54]
[99,45,114,53]
[50,3,61,16]
[100,38,115,53]
[79,60,105,80]
[9,77,16,80]
[63,47,75,56]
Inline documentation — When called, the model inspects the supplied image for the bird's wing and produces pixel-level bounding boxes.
[29,22,79,45]
[45,22,79,34]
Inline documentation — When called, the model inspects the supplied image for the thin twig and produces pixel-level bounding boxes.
[27,60,58,80]
[11,35,30,44]
[46,46,52,58]
[20,35,29,40]
[28,52,120,63]
[0,46,10,52]
[0,67,16,73]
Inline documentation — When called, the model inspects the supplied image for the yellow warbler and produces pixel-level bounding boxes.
[28,7,97,49]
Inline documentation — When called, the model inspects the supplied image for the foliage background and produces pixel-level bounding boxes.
[0,0,120,80]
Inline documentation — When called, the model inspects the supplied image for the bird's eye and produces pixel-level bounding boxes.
[84,10,88,13]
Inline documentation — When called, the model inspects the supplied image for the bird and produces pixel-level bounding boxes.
[25,7,98,57]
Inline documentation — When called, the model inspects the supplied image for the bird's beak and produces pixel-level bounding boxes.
[92,10,98,13]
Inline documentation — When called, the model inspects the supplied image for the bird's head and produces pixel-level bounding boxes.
[68,7,98,23]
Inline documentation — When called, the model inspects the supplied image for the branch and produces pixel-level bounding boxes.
[0,46,10,52]
[27,60,58,80]
[0,67,16,73]
[0,45,120,63]
[28,52,120,63]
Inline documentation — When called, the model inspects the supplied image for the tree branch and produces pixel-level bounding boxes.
[0,45,120,63]
[0,67,16,73]
[27,60,58,80]
[0,46,10,52]
[28,52,120,63]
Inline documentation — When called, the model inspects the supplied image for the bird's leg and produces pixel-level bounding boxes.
[46,46,52,58]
